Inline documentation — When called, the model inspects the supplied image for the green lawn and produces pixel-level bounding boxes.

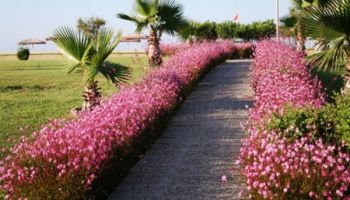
[0,55,148,152]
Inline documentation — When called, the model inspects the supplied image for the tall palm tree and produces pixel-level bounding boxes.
[77,16,106,39]
[117,0,187,66]
[53,27,131,111]
[281,0,306,51]
[280,15,298,42]
[302,0,350,93]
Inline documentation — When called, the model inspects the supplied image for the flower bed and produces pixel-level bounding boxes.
[239,40,350,199]
[159,43,192,56]
[159,42,253,59]
[0,41,236,199]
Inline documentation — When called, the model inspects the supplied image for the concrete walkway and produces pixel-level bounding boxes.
[109,60,253,200]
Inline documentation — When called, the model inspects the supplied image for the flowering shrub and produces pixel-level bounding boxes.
[159,43,191,56]
[268,93,350,149]
[250,40,325,124]
[240,129,350,199]
[151,42,252,58]
[239,40,350,199]
[0,41,236,199]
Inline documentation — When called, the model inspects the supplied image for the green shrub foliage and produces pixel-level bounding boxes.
[216,21,238,39]
[327,94,350,146]
[267,106,338,145]
[194,21,217,41]
[182,20,275,42]
[267,93,350,149]
[17,48,30,60]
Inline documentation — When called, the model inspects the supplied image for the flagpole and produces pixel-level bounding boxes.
[276,0,280,41]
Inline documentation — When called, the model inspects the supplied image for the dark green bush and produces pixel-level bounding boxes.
[17,48,30,60]
[180,20,275,42]
[326,94,350,146]
[194,21,217,41]
[236,20,275,41]
[267,105,338,145]
[267,94,350,149]
[216,21,238,39]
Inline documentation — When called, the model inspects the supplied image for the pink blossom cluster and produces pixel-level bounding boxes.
[239,40,350,199]
[0,41,236,199]
[250,40,325,123]
[159,43,192,56]
[239,129,350,199]
[162,41,236,86]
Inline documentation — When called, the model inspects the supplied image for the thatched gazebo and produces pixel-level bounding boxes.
[120,34,148,43]
[18,38,46,47]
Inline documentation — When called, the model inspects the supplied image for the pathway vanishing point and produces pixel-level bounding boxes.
[109,60,253,200]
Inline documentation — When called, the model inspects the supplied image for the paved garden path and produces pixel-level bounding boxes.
[109,60,253,200]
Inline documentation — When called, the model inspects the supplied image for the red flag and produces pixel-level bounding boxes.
[233,12,240,22]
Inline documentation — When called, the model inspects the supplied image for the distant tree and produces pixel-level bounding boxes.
[52,27,131,111]
[178,21,198,43]
[216,21,237,40]
[194,21,217,41]
[117,0,187,66]
[77,16,106,38]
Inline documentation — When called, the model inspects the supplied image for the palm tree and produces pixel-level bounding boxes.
[280,0,306,51]
[117,0,187,66]
[52,27,131,111]
[302,0,350,93]
[77,16,106,39]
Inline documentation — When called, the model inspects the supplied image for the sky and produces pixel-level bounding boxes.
[0,0,291,53]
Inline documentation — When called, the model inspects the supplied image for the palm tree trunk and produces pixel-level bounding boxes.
[296,21,305,52]
[296,30,305,52]
[342,56,350,95]
[82,81,101,111]
[147,30,162,66]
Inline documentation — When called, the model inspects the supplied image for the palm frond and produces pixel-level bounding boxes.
[303,0,336,8]
[117,13,148,33]
[302,0,350,38]
[307,36,348,71]
[98,62,132,85]
[117,13,139,23]
[53,26,92,74]
[85,64,99,84]
[134,0,157,18]
[94,28,122,58]
[85,29,122,84]
[157,0,187,35]
[291,0,304,11]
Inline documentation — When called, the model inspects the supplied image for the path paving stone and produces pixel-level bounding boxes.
[109,60,253,200]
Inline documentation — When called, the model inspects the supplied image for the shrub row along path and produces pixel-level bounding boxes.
[109,60,253,200]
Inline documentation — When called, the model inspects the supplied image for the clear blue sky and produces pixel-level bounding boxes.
[0,0,291,52]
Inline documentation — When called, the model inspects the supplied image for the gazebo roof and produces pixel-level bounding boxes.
[120,34,148,42]
[18,38,46,45]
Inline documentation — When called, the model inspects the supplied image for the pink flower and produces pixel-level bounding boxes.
[237,40,350,199]
[221,175,228,182]
[0,41,240,199]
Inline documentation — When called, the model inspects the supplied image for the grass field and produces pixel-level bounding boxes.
[0,55,148,152]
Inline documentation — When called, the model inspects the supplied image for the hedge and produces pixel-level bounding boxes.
[0,41,238,199]
[238,40,350,199]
